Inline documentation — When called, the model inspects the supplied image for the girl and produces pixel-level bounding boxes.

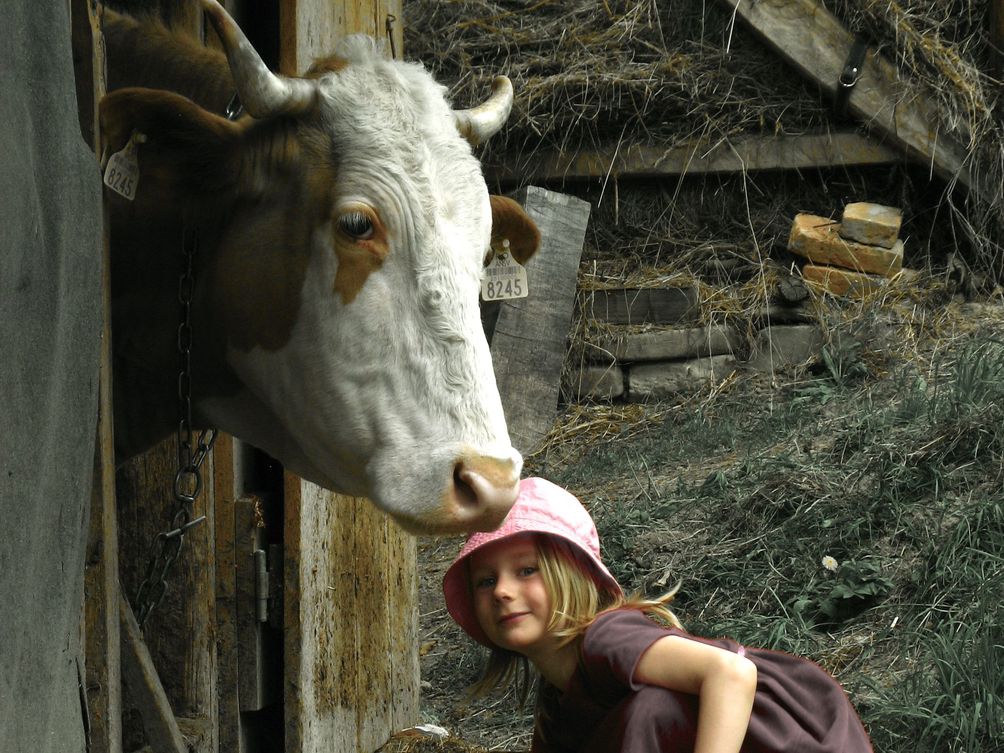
[442,477,874,753]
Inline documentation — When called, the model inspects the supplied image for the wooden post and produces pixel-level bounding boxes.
[75,0,124,749]
[490,186,591,455]
[279,2,416,752]
[283,483,417,752]
[212,433,243,753]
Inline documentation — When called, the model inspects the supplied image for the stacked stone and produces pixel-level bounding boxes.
[788,203,904,297]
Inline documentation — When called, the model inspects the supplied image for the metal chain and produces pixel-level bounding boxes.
[133,228,217,630]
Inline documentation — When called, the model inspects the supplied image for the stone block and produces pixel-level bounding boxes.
[746,324,823,372]
[588,324,742,363]
[570,365,625,400]
[582,287,699,325]
[627,355,736,401]
[788,213,903,277]
[840,202,902,248]
[802,264,887,298]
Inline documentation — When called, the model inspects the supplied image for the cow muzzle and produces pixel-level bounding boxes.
[379,446,522,536]
[447,450,523,531]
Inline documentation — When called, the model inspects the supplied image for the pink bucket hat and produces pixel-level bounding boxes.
[442,477,622,646]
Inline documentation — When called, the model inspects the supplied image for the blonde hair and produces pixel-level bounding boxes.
[469,534,683,706]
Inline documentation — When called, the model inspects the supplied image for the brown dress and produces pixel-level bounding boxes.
[532,609,873,753]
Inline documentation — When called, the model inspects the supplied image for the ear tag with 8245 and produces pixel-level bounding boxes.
[103,132,144,201]
[481,240,529,301]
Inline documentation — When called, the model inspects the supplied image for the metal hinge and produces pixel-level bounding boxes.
[253,543,282,629]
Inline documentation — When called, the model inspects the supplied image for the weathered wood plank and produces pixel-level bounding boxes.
[85,251,124,753]
[212,433,243,753]
[115,436,219,753]
[283,491,422,749]
[284,486,355,750]
[486,132,900,183]
[120,597,187,753]
[280,0,403,75]
[582,287,699,325]
[718,0,986,202]
[79,0,122,747]
[385,524,419,735]
[490,186,591,454]
[284,485,419,753]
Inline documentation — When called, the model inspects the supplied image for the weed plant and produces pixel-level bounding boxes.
[542,332,1004,752]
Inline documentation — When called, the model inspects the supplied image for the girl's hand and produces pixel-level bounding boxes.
[634,636,756,753]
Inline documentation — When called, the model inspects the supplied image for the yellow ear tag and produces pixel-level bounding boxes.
[481,239,529,302]
[103,132,145,201]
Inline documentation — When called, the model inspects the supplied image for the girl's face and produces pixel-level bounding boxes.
[469,533,553,656]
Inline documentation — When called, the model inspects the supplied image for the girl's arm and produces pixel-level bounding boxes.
[634,636,757,753]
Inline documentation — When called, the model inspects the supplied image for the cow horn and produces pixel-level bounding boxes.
[454,76,514,146]
[201,0,317,118]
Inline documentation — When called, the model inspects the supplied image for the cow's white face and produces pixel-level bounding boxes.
[204,39,531,534]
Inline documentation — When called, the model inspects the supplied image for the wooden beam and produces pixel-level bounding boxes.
[119,597,187,753]
[486,132,901,183]
[77,0,123,749]
[718,0,988,202]
[212,433,244,753]
[284,484,418,753]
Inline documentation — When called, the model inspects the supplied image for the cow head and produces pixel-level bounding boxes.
[99,0,540,534]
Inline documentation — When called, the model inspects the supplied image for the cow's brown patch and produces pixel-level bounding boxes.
[305,55,349,77]
[332,206,389,304]
[100,87,244,210]
[213,130,339,352]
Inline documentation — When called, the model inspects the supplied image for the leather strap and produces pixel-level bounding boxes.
[833,35,869,121]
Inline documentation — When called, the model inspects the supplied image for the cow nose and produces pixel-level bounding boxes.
[449,450,522,531]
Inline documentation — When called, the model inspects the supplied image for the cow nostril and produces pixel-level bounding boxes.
[453,463,478,509]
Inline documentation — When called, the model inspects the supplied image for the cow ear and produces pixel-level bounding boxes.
[99,88,242,208]
[489,195,541,265]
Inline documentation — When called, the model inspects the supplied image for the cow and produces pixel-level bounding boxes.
[99,0,541,535]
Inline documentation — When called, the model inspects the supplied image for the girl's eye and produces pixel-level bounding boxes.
[338,211,374,240]
[519,566,538,577]
[475,576,496,589]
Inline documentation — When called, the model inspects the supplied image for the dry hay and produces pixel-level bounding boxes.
[406,0,831,156]
[406,0,1004,282]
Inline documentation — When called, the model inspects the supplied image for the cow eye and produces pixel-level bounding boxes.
[338,211,374,240]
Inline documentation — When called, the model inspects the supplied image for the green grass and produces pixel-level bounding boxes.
[537,331,1004,752]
